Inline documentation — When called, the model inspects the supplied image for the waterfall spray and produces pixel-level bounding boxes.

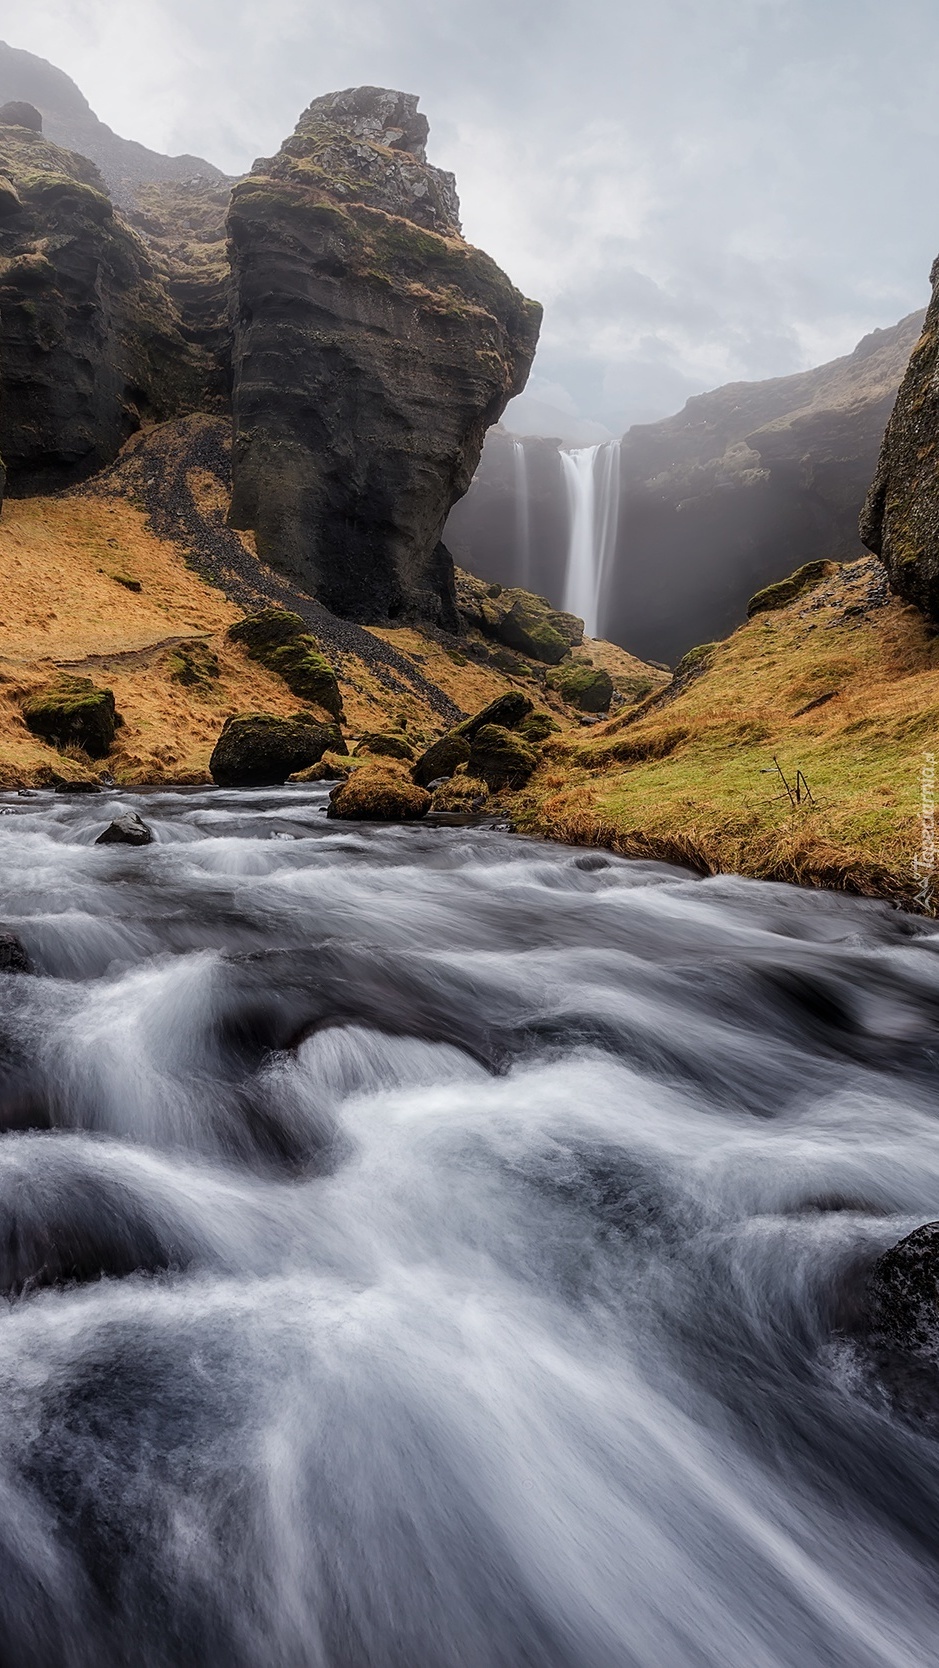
[511,439,531,587]
[560,441,621,637]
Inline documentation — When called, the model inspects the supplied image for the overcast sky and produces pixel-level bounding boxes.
[5,0,939,434]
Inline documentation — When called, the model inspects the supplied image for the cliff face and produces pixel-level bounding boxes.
[227,88,542,629]
[861,268,939,617]
[0,114,201,492]
[448,313,923,663]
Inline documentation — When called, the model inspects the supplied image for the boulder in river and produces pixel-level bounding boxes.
[23,677,119,757]
[210,713,341,787]
[868,1221,939,1358]
[327,767,431,822]
[0,931,31,975]
[95,811,153,847]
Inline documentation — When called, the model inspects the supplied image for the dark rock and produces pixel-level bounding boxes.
[228,610,343,719]
[546,662,614,713]
[0,123,202,493]
[53,780,102,794]
[455,691,534,742]
[0,101,41,132]
[353,732,414,761]
[412,732,471,786]
[165,640,220,687]
[861,265,939,618]
[227,86,541,629]
[327,767,431,821]
[0,931,31,974]
[209,713,338,787]
[455,570,581,663]
[868,1222,939,1358]
[94,811,153,847]
[467,724,539,790]
[516,711,560,743]
[22,677,118,757]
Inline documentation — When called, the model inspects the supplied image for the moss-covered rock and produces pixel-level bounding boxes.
[209,713,339,786]
[468,724,539,790]
[289,751,352,782]
[327,766,431,821]
[22,677,118,757]
[672,643,717,680]
[455,570,582,664]
[165,640,220,688]
[227,610,342,718]
[455,691,534,742]
[546,663,614,713]
[429,774,489,812]
[746,561,834,617]
[412,732,471,786]
[353,731,415,761]
[516,711,560,743]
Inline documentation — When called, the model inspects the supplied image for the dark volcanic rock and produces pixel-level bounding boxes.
[455,691,534,741]
[95,811,153,847]
[868,1221,939,1358]
[227,85,541,629]
[0,122,201,493]
[412,732,471,787]
[209,713,338,787]
[22,678,118,757]
[861,266,939,618]
[0,931,31,974]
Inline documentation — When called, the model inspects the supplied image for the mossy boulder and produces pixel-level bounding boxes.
[455,691,534,742]
[22,677,118,757]
[468,724,539,790]
[228,610,342,718]
[746,561,834,618]
[546,663,614,713]
[166,641,220,688]
[455,571,582,664]
[289,751,352,782]
[517,711,561,743]
[430,774,489,812]
[327,766,431,822]
[412,732,471,786]
[673,643,717,680]
[353,731,415,761]
[209,713,340,787]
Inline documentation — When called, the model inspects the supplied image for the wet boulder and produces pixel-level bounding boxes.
[0,932,31,975]
[22,677,118,758]
[868,1221,939,1358]
[95,811,153,847]
[412,732,471,787]
[209,713,340,787]
[468,724,539,790]
[546,662,614,713]
[455,691,534,742]
[327,766,431,822]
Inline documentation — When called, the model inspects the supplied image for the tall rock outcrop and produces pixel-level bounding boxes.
[0,113,203,492]
[227,87,541,629]
[861,267,939,617]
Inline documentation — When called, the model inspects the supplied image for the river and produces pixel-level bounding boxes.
[1,784,938,1667]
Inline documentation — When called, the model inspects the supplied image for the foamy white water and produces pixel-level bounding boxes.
[0,782,938,1666]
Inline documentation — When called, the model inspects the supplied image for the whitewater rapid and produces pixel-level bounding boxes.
[1,784,939,1666]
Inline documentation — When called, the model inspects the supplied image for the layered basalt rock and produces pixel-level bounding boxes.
[861,264,939,618]
[227,86,541,629]
[0,118,200,493]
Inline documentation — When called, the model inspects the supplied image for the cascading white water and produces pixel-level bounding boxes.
[511,438,531,587]
[560,441,621,636]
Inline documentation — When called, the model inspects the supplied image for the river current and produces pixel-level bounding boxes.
[1,784,939,1667]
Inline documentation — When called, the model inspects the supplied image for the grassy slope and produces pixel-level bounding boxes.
[516,558,939,909]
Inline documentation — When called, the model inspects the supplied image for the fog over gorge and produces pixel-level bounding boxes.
[5,5,939,1667]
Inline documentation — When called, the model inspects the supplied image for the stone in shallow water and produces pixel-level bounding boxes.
[95,812,154,848]
[0,931,31,975]
[868,1220,939,1357]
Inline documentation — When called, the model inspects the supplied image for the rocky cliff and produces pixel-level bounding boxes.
[861,271,939,616]
[227,87,542,629]
[447,312,923,664]
[0,110,202,493]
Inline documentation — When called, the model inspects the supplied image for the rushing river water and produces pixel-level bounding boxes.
[2,784,939,1666]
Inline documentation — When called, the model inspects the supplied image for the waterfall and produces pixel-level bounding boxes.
[560,440,621,637]
[511,439,531,587]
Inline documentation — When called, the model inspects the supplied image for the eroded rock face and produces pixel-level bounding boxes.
[227,86,541,629]
[0,121,199,492]
[861,266,939,618]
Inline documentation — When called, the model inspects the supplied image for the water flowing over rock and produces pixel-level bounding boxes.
[227,86,541,629]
